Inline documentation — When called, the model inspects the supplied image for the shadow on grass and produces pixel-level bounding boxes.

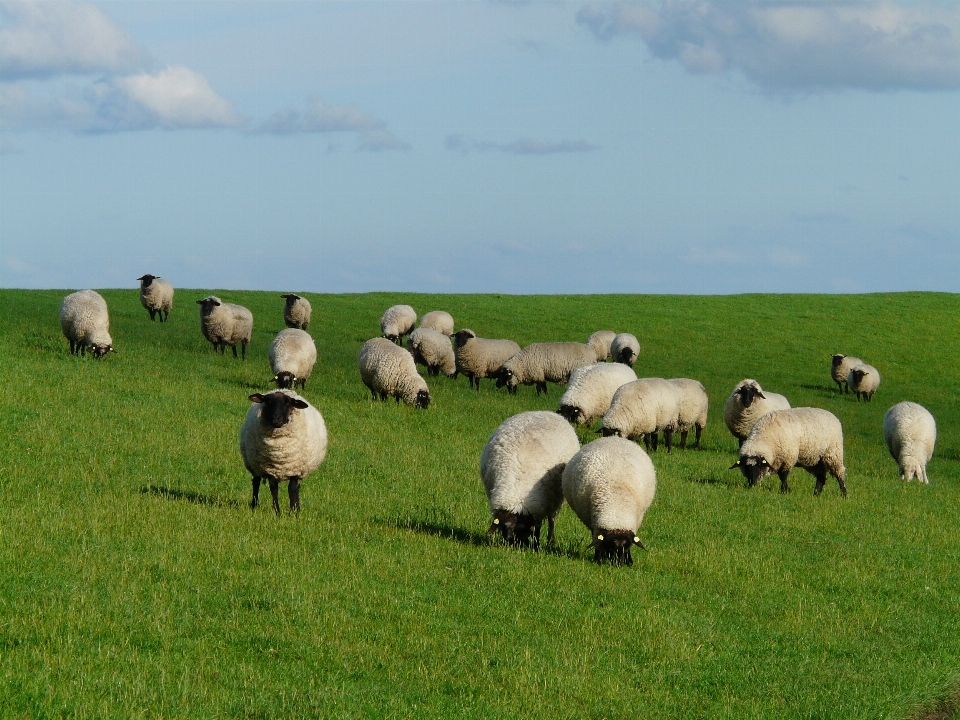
[693,474,743,489]
[799,383,846,400]
[140,485,243,509]
[912,687,959,720]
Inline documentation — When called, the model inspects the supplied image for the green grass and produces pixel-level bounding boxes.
[1,289,958,719]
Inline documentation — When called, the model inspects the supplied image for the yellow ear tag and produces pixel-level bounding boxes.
[634,537,640,544]
[493,518,499,525]
[597,534,604,541]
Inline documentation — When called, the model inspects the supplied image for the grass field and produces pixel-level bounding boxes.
[1,289,958,719]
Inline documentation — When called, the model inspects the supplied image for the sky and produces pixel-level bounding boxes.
[1,0,958,294]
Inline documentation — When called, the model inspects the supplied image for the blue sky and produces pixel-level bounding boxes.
[1,0,958,293]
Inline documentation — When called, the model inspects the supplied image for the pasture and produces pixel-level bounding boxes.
[1,289,958,719]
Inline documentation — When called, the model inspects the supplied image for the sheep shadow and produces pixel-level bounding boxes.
[799,383,845,400]
[140,485,243,509]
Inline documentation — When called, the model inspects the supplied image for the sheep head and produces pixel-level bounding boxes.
[488,510,538,548]
[730,455,772,486]
[272,371,297,389]
[831,354,846,369]
[196,296,221,315]
[89,343,115,359]
[414,389,431,409]
[735,382,765,408]
[249,391,308,429]
[590,530,644,566]
[558,404,584,425]
[137,274,157,288]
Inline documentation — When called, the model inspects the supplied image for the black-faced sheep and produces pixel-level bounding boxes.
[453,329,521,390]
[358,337,431,408]
[137,275,174,322]
[848,364,880,402]
[496,342,597,396]
[380,305,417,344]
[59,290,114,359]
[831,354,861,394]
[197,296,253,359]
[558,362,637,426]
[281,294,312,330]
[722,379,790,447]
[601,378,680,453]
[269,328,317,390]
[883,401,936,483]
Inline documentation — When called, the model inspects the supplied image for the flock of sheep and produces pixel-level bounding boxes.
[57,282,939,565]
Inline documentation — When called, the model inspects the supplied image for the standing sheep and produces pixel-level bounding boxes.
[610,333,641,367]
[59,290,114,359]
[407,326,456,378]
[137,275,174,322]
[848,363,880,402]
[587,330,617,362]
[419,310,455,336]
[480,411,581,549]
[496,342,597,396]
[197,296,253,359]
[558,362,637,426]
[730,407,847,496]
[600,378,680,452]
[380,304,417,345]
[562,436,656,566]
[669,378,709,450]
[269,328,317,390]
[240,389,328,514]
[723,379,791,447]
[883,402,936,483]
[281,294,312,330]
[358,337,431,408]
[831,354,862,394]
[453,329,521,390]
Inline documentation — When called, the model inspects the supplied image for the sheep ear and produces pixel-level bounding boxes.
[756,391,766,399]
[291,399,309,409]
[729,460,741,469]
[634,537,647,551]
[487,518,500,534]
[249,394,265,403]
[196,299,203,304]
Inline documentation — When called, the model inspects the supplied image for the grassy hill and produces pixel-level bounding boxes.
[1,289,958,719]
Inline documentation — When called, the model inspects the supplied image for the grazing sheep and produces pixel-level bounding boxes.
[137,274,174,322]
[197,296,253,359]
[558,362,638,426]
[59,290,114,359]
[669,378,709,450]
[496,342,597,396]
[848,363,880,402]
[600,378,680,452]
[831,354,862,394]
[723,379,791,447]
[240,389,328,514]
[281,294,312,330]
[562,436,656,566]
[731,407,847,496]
[269,328,317,390]
[453,329,521,390]
[380,304,417,344]
[587,330,617,362]
[358,337,431,408]
[883,402,936,483]
[419,310,455,336]
[481,411,581,549]
[610,333,641,367]
[407,326,456,378]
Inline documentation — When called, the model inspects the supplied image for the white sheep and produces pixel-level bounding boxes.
[197,296,254,359]
[380,304,417,344]
[831,354,862,394]
[558,362,638,426]
[281,294,312,330]
[883,401,936,483]
[848,363,880,402]
[669,378,709,450]
[587,330,617,362]
[480,411,581,549]
[497,342,597,396]
[453,329,521,390]
[137,274,174,322]
[269,328,317,390]
[239,389,328,514]
[600,378,680,452]
[419,310,454,336]
[59,290,114,358]
[407,326,456,378]
[610,333,641,367]
[561,436,656,566]
[731,407,847,496]
[358,337,431,408]
[722,379,791,447]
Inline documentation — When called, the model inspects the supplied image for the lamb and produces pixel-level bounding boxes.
[380,304,417,344]
[196,296,254,359]
[587,330,617,362]
[610,333,641,367]
[731,407,846,496]
[407,326,456,378]
[137,274,174,322]
[269,328,317,390]
[453,329,521,390]
[600,378,680,452]
[883,402,936,483]
[281,294,312,330]
[480,411,581,549]
[723,379,791,447]
[419,310,454,336]
[848,363,880,402]
[496,342,597,396]
[358,337,431,408]
[59,290,114,359]
[669,378,709,450]
[831,354,862,394]
[558,362,638,426]
[239,389,327,514]
[561,436,656,566]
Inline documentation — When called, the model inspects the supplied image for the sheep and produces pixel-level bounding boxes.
[453,329,521,390]
[669,378,709,450]
[848,363,880,402]
[610,333,641,367]
[558,362,638,426]
[269,328,317,390]
[722,379,791,447]
[883,402,936,483]
[281,294,312,330]
[59,290,114,359]
[831,354,862,394]
[380,304,417,344]
[480,411,581,549]
[587,330,617,362]
[407,326,456,378]
[239,389,327,514]
[561,436,656,566]
[731,407,846,496]
[600,378,680,453]
[196,296,253,359]
[419,310,454,336]
[358,337,431,408]
[137,274,174,322]
[496,342,597,396]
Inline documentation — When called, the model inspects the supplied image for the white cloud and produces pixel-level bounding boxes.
[577,1,960,91]
[258,97,409,151]
[115,66,243,129]
[445,134,600,155]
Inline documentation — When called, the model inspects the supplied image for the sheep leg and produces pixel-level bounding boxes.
[695,425,703,449]
[149,308,156,321]
[250,476,261,510]
[288,478,301,513]
[680,431,688,450]
[232,345,239,358]
[812,464,827,496]
[531,522,542,552]
[835,467,848,497]
[835,380,842,392]
[738,438,744,449]
[547,515,555,544]
[664,429,673,454]
[651,433,659,452]
[268,479,281,515]
[643,434,651,452]
[778,469,791,494]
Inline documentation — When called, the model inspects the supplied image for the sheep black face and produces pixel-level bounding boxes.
[453,329,475,349]
[196,297,221,315]
[89,343,114,359]
[618,348,636,366]
[281,293,300,307]
[600,426,622,438]
[249,392,309,429]
[273,371,296,389]
[137,274,156,288]
[735,384,764,408]
[831,354,845,369]
[591,530,644,566]
[730,456,772,486]
[851,369,868,385]
[415,390,431,409]
[558,405,583,424]
[488,510,539,548]
[495,369,518,393]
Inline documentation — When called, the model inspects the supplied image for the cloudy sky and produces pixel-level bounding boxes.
[1,0,958,293]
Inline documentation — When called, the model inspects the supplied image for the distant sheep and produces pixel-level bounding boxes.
[848,363,880,402]
[723,379,791,447]
[137,274,173,322]
[59,290,114,359]
[884,401,936,483]
[558,362,637,426]
[358,337,431,408]
[601,378,680,452]
[269,328,317,390]
[407,326,456,378]
[497,342,597,396]
[281,294,312,330]
[453,329,521,390]
[587,330,617,362]
[197,296,253,359]
[419,310,454,336]
[830,354,861,394]
[670,378,709,450]
[380,305,417,344]
[610,333,640,367]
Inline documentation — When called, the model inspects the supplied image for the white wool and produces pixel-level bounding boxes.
[282,294,312,330]
[453,329,521,385]
[848,363,880,401]
[601,378,680,439]
[59,290,112,350]
[722,379,791,442]
[380,304,417,341]
[408,326,456,377]
[269,329,317,384]
[419,310,454,336]
[587,330,616,362]
[358,337,430,406]
[501,342,597,393]
[670,378,709,433]
[239,389,327,482]
[198,296,253,350]
[610,333,640,367]
[883,401,936,483]
[558,362,638,425]
[139,276,174,316]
